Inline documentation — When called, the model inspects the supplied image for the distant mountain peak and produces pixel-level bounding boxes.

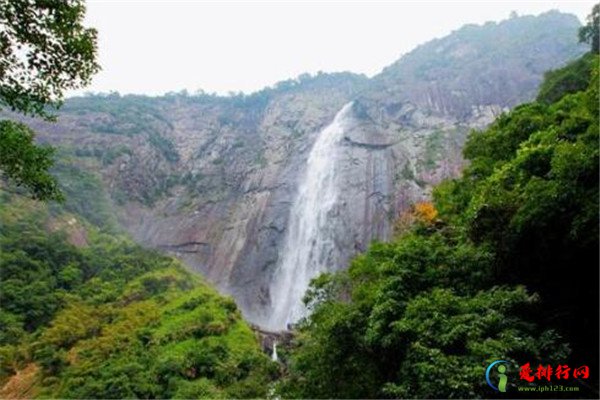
[370,10,586,119]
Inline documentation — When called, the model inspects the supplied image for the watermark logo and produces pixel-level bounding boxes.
[486,360,509,392]
[485,360,590,394]
[518,362,589,382]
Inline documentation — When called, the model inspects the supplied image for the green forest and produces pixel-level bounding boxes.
[0,194,277,398]
[277,51,599,398]
[1,49,597,400]
[0,1,598,399]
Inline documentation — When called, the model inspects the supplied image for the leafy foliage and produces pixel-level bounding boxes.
[453,54,599,372]
[0,0,99,201]
[280,53,599,398]
[0,121,63,200]
[536,53,596,104]
[0,0,99,117]
[0,194,276,398]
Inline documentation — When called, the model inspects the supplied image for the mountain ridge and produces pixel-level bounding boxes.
[3,10,587,325]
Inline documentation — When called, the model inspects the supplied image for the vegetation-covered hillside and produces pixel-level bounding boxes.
[1,2,597,399]
[0,190,276,398]
[279,52,599,399]
[371,10,586,117]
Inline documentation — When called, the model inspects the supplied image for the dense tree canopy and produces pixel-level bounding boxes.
[279,51,599,398]
[0,193,276,398]
[0,0,99,200]
[0,0,99,117]
[0,121,63,200]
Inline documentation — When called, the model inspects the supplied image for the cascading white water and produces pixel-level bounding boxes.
[267,102,353,330]
[271,342,278,362]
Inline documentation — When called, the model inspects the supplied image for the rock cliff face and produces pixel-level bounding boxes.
[15,11,586,326]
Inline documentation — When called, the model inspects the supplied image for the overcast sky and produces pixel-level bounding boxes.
[71,0,596,97]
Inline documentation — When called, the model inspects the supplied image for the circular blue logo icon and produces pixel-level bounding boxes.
[486,360,509,392]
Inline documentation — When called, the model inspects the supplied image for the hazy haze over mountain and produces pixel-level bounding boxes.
[1,1,598,396]
[12,9,585,326]
[72,0,594,96]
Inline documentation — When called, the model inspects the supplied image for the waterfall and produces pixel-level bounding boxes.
[267,102,353,330]
[271,342,278,362]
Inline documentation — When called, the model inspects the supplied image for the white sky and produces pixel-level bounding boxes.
[71,0,596,97]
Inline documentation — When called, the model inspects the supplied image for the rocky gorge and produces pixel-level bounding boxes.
[11,10,587,327]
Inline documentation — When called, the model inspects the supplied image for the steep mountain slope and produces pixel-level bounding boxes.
[0,192,276,398]
[370,10,584,116]
[9,11,586,326]
[278,51,599,399]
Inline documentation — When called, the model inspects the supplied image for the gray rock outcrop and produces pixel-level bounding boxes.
[8,11,587,326]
